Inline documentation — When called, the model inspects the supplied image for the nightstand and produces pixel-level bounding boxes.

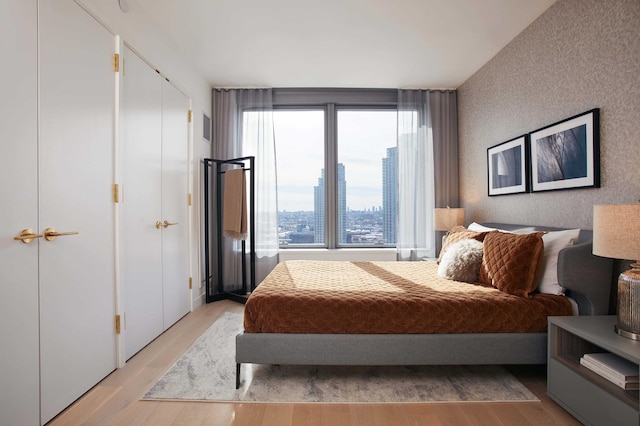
[548,315,640,426]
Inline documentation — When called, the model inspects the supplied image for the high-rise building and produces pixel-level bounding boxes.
[314,164,347,244]
[382,147,397,243]
[314,170,325,244]
[337,163,347,244]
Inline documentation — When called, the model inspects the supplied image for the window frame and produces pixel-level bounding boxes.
[272,106,326,248]
[272,88,398,250]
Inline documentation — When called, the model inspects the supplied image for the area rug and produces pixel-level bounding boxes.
[142,312,539,403]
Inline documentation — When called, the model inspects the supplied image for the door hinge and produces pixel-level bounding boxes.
[113,184,120,203]
[189,277,193,289]
[187,110,192,123]
[115,315,121,334]
[113,53,120,72]
[187,193,192,206]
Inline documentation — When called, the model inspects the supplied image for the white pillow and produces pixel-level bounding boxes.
[467,222,497,232]
[468,222,536,234]
[536,229,581,295]
[467,223,580,295]
[437,239,484,283]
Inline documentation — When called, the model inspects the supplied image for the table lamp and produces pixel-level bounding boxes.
[434,207,465,232]
[592,203,640,340]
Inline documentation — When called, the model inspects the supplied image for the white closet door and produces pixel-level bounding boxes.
[0,1,39,424]
[39,1,117,423]
[121,46,164,359]
[161,80,190,327]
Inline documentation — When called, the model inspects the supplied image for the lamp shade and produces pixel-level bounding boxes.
[434,207,465,231]
[593,204,640,261]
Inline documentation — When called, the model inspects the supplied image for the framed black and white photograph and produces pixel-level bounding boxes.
[487,135,528,196]
[529,108,600,192]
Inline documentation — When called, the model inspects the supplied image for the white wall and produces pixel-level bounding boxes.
[192,121,211,305]
[76,0,211,307]
[76,0,210,112]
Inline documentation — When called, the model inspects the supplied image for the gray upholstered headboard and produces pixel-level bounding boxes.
[480,223,614,316]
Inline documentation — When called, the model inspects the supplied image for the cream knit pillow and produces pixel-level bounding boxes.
[437,239,484,283]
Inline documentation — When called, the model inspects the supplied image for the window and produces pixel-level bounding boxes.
[272,89,398,249]
[273,110,325,245]
[337,110,397,245]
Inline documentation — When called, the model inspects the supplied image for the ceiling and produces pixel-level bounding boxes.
[132,0,556,89]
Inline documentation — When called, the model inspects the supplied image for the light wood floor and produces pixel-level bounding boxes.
[49,300,580,425]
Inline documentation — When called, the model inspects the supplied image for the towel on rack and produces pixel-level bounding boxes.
[223,168,247,240]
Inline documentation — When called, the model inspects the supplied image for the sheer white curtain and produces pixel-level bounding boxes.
[397,89,436,260]
[211,89,278,292]
[237,90,279,285]
[396,89,459,260]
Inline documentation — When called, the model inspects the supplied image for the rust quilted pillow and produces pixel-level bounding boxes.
[438,226,493,263]
[479,231,545,298]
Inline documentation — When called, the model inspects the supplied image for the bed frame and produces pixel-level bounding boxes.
[235,223,614,389]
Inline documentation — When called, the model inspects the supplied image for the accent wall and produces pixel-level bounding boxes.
[458,0,640,229]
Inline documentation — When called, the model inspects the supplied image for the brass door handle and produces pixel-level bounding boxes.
[43,227,79,241]
[155,220,178,229]
[14,229,43,244]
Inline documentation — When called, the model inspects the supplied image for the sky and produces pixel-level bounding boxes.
[274,110,397,211]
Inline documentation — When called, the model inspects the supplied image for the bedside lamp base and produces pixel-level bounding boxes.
[615,325,640,341]
[616,264,640,341]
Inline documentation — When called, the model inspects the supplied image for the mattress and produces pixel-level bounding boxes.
[243,260,573,334]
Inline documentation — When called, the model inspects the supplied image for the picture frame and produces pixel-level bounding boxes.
[529,108,600,192]
[487,135,529,196]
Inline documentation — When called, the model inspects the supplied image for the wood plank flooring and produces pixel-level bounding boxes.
[49,300,580,425]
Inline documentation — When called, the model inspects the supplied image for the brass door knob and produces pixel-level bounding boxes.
[156,220,178,229]
[43,227,79,241]
[13,229,43,244]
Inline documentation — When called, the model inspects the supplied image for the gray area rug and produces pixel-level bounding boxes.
[143,312,539,403]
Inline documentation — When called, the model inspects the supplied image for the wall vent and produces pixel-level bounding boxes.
[203,113,211,143]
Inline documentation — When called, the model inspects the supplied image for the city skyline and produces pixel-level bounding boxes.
[274,109,397,211]
[279,152,397,245]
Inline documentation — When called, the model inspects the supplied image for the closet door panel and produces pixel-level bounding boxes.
[161,81,190,327]
[38,1,117,422]
[121,46,164,359]
[0,1,39,424]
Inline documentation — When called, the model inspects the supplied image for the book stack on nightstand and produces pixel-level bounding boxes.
[548,316,639,425]
[580,352,640,390]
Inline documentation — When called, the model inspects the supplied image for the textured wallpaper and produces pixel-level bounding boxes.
[458,0,640,229]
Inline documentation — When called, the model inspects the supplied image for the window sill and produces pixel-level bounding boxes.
[278,248,397,262]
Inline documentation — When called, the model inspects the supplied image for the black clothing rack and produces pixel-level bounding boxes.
[203,156,256,304]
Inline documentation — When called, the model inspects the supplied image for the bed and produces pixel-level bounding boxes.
[235,223,614,388]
